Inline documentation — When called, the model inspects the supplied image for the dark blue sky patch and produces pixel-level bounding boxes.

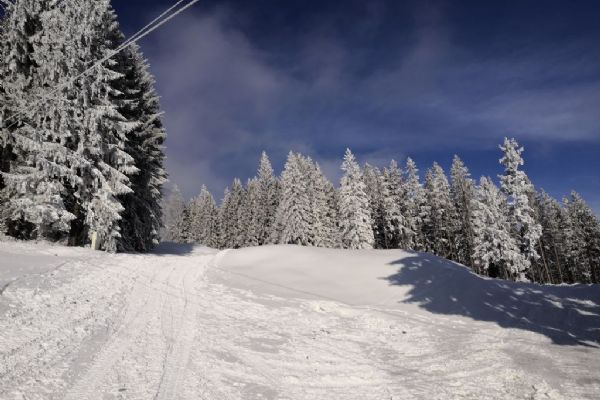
[112,0,600,211]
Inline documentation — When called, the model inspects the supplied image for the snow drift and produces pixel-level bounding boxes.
[2,241,599,399]
[217,245,600,346]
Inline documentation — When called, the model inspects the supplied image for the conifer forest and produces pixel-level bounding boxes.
[1,1,599,399]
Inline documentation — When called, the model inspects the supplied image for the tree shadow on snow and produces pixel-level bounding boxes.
[383,253,600,347]
[152,242,195,256]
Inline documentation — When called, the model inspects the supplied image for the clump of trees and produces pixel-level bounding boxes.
[0,0,167,251]
[166,140,600,285]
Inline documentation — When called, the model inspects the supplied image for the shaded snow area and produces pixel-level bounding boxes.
[0,242,598,399]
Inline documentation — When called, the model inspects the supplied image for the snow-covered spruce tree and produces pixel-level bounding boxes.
[241,177,261,247]
[174,203,192,243]
[218,179,245,249]
[0,0,80,240]
[450,155,476,267]
[216,187,231,248]
[10,0,137,250]
[533,191,569,283]
[362,164,387,248]
[162,185,186,242]
[423,163,457,259]
[317,165,341,248]
[271,152,313,245]
[338,149,374,249]
[403,158,426,251]
[0,1,165,251]
[306,159,339,248]
[382,160,409,249]
[471,177,522,278]
[67,1,140,252]
[0,0,22,234]
[255,152,280,245]
[563,192,600,283]
[187,185,218,247]
[117,44,167,252]
[296,155,318,245]
[499,138,542,279]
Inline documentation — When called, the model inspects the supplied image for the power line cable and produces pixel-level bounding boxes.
[117,0,189,51]
[1,0,200,131]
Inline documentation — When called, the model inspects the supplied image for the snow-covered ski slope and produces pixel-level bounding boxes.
[0,241,598,399]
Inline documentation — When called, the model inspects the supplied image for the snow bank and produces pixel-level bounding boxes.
[0,241,95,289]
[218,245,600,346]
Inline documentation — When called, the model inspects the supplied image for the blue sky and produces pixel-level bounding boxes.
[113,0,600,212]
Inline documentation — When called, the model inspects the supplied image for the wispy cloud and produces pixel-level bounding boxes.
[145,3,600,200]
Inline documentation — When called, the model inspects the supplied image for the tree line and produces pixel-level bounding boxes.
[164,140,600,285]
[0,0,167,252]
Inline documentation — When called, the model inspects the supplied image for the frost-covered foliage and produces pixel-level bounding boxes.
[178,140,598,285]
[218,179,246,249]
[162,186,186,243]
[382,160,409,249]
[0,0,78,240]
[255,152,279,245]
[423,163,457,259]
[362,164,387,248]
[499,138,542,278]
[562,192,600,283]
[338,149,374,249]
[117,44,167,252]
[0,0,166,251]
[471,177,521,278]
[187,185,218,247]
[403,158,427,252]
[271,152,314,246]
[450,156,476,267]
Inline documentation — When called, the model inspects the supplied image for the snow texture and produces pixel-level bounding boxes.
[0,241,598,399]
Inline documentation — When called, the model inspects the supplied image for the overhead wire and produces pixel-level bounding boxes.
[1,0,200,131]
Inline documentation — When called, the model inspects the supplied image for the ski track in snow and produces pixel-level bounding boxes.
[0,242,598,399]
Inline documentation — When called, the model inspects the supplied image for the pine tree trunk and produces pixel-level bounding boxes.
[538,241,552,284]
[587,249,598,284]
[552,242,564,283]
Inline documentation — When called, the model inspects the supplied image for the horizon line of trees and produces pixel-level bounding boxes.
[164,139,600,285]
[0,0,167,252]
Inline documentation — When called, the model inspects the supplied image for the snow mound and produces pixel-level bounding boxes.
[217,245,600,346]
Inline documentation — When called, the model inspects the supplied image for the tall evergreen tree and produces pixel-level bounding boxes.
[187,185,218,247]
[216,187,231,249]
[499,138,542,278]
[403,158,426,251]
[255,152,279,245]
[272,152,312,245]
[533,191,569,283]
[382,160,408,249]
[471,177,522,278]
[0,1,166,252]
[117,44,167,251]
[563,192,600,283]
[362,163,387,248]
[219,178,245,249]
[450,155,476,267]
[308,160,339,248]
[241,177,261,247]
[162,185,186,243]
[0,0,80,240]
[338,149,373,249]
[317,165,341,248]
[423,163,456,258]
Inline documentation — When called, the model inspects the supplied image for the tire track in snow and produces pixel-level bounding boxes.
[154,257,205,400]
[63,258,174,400]
[0,255,136,397]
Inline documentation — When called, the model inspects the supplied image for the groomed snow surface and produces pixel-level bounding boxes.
[0,241,598,399]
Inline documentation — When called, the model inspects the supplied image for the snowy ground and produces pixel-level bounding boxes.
[0,241,599,399]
